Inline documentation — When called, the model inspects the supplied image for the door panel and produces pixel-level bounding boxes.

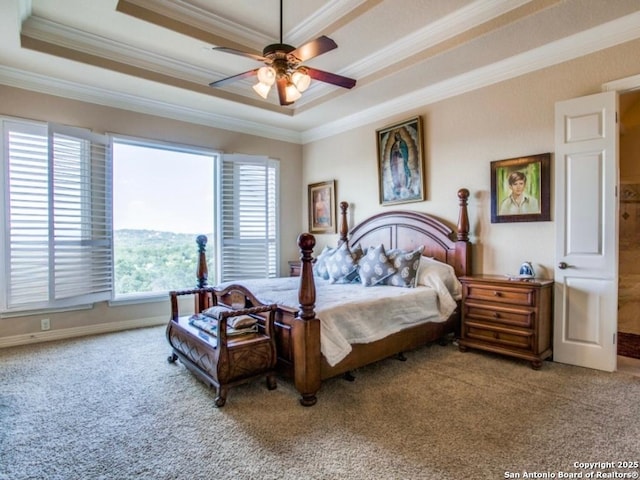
[554,91,618,372]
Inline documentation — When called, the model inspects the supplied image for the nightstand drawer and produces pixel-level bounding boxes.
[464,322,532,350]
[464,303,534,328]
[465,283,536,307]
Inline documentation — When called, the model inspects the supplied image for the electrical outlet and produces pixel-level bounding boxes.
[40,318,50,331]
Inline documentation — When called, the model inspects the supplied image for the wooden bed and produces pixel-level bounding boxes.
[167,188,471,406]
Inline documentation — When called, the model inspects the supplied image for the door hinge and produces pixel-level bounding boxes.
[613,332,616,345]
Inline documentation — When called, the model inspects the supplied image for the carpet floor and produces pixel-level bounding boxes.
[1,326,639,480]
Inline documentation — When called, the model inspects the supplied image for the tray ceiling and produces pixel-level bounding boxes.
[1,0,640,143]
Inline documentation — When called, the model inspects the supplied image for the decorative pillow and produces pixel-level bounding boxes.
[350,243,364,263]
[385,246,424,287]
[202,305,257,329]
[313,245,336,279]
[357,244,396,286]
[416,256,462,299]
[326,242,360,284]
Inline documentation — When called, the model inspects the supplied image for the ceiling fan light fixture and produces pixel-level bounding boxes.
[257,66,276,86]
[291,69,311,92]
[284,82,302,103]
[253,81,272,99]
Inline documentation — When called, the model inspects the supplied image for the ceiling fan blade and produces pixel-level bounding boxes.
[306,67,356,89]
[209,69,258,88]
[212,46,267,63]
[276,77,294,106]
[289,35,337,62]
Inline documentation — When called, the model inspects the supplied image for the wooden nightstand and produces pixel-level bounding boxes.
[458,275,553,369]
[288,260,301,277]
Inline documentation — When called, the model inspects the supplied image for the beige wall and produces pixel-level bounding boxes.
[3,37,640,344]
[304,38,640,279]
[0,86,303,341]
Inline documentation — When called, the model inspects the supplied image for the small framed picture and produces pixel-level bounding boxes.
[491,153,551,223]
[376,116,425,206]
[308,180,336,234]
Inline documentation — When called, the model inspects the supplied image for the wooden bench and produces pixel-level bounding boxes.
[166,284,278,407]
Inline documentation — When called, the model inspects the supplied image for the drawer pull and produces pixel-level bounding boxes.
[494,332,500,339]
[493,291,502,297]
[494,312,500,318]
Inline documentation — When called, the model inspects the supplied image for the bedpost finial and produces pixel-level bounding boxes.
[297,233,316,252]
[196,235,207,251]
[457,188,469,204]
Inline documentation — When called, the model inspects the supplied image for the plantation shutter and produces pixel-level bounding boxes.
[2,121,50,308]
[49,124,112,303]
[0,120,112,311]
[216,154,279,283]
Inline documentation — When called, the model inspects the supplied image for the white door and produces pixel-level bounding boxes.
[554,91,618,372]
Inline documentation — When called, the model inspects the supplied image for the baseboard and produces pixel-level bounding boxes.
[0,316,166,349]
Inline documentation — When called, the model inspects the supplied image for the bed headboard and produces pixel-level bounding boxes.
[346,188,471,277]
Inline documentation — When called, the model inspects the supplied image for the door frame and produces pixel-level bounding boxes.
[603,73,640,370]
[605,74,640,368]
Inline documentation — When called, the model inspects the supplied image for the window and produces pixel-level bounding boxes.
[0,119,111,312]
[1,119,280,312]
[111,142,280,296]
[112,139,216,297]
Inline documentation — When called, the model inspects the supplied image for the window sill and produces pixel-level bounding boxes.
[108,292,167,307]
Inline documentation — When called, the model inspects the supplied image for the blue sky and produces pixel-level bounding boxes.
[112,142,214,234]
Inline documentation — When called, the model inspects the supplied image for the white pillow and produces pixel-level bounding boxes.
[416,256,462,300]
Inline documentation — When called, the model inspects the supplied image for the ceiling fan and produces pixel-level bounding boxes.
[208,0,356,106]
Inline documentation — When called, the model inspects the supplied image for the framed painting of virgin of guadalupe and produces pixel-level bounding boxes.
[376,116,425,206]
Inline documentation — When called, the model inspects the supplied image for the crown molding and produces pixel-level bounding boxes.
[346,0,531,78]
[0,65,303,143]
[302,11,640,143]
[286,0,368,46]
[4,10,640,145]
[119,0,272,47]
[21,16,215,81]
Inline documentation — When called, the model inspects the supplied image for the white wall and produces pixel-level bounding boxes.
[303,38,640,279]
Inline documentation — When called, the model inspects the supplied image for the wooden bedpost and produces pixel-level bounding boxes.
[456,189,470,242]
[338,201,349,245]
[297,233,316,321]
[455,188,472,276]
[195,234,211,312]
[294,233,321,406]
[196,235,208,288]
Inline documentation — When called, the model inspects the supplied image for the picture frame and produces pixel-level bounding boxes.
[308,180,336,234]
[491,153,551,223]
[376,116,425,205]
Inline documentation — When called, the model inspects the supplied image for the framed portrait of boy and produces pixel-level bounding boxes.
[308,180,336,234]
[491,153,551,223]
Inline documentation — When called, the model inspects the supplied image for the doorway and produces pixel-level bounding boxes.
[618,90,640,359]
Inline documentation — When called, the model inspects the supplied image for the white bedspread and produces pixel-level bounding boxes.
[219,276,458,367]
